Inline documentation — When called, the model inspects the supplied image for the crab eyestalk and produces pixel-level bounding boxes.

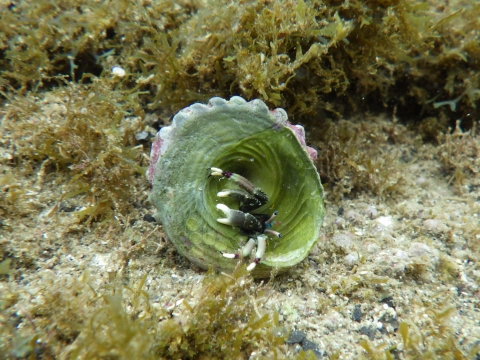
[265,211,278,227]
[265,229,282,238]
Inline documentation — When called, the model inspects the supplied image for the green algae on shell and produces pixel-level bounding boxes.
[147,97,324,277]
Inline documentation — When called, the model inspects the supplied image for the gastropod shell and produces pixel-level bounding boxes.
[147,97,324,278]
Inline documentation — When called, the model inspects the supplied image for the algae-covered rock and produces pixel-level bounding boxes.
[148,96,324,277]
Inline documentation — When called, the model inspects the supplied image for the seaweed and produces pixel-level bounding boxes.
[1,1,479,359]
[0,170,29,219]
[436,120,479,191]
[2,0,479,209]
[1,0,479,127]
[395,320,480,360]
[1,78,147,222]
[357,317,477,359]
[1,267,289,359]
[149,268,287,359]
[314,117,408,200]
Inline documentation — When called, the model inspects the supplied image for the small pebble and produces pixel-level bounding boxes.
[359,326,376,340]
[345,210,361,223]
[363,206,378,219]
[408,242,431,257]
[331,233,354,250]
[334,217,345,228]
[111,66,126,77]
[59,203,76,213]
[353,304,363,322]
[301,338,320,351]
[135,131,151,142]
[143,214,156,223]
[376,216,393,227]
[344,252,359,267]
[285,330,306,344]
[392,249,409,260]
[379,312,399,331]
[380,296,396,308]
[416,176,428,186]
[311,349,324,359]
[423,218,442,233]
[363,241,380,254]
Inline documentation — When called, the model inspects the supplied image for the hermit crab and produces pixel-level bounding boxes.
[210,167,282,271]
[147,96,324,278]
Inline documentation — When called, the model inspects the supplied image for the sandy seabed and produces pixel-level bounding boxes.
[1,90,479,360]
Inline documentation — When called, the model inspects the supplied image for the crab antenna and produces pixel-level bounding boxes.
[265,211,278,225]
[264,229,282,238]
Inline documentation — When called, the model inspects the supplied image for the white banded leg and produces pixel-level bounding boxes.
[246,235,267,271]
[210,167,255,194]
[222,238,255,259]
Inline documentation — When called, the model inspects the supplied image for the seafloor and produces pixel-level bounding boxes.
[1,0,480,359]
[1,102,479,358]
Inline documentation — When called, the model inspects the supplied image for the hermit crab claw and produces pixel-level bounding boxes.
[216,204,263,232]
[215,204,245,226]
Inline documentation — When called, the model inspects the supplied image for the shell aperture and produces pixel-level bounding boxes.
[148,96,324,277]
